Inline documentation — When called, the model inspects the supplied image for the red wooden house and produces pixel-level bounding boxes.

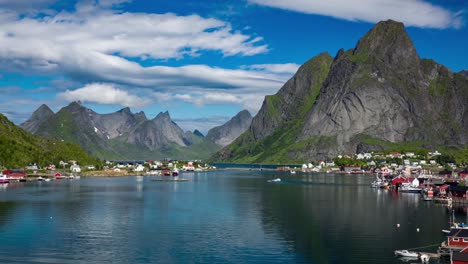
[2,169,25,179]
[440,229,468,256]
[391,175,414,186]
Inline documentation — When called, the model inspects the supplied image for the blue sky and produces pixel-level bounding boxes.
[0,0,466,133]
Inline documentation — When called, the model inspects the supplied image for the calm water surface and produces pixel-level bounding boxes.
[0,171,460,263]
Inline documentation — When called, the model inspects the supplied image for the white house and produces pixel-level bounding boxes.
[26,163,39,170]
[134,164,145,172]
[70,164,81,173]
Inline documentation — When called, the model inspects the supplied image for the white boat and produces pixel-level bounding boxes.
[399,179,422,193]
[290,170,296,174]
[394,250,419,258]
[268,178,281,183]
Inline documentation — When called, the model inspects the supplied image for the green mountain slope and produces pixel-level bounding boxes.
[0,114,99,168]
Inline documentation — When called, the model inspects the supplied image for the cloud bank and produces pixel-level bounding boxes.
[249,0,463,29]
[58,83,151,107]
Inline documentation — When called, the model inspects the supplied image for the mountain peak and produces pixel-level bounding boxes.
[354,19,419,67]
[206,110,253,147]
[119,107,131,114]
[154,111,171,121]
[20,104,55,133]
[236,110,252,119]
[37,104,53,114]
[65,101,86,112]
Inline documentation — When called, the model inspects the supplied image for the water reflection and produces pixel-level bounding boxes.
[254,172,449,264]
[0,173,456,264]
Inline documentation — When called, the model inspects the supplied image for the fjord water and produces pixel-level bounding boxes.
[0,171,454,263]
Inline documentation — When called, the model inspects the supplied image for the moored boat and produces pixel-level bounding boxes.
[0,174,9,184]
[394,249,419,258]
[268,178,281,183]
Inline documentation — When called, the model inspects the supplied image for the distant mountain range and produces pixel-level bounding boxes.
[21,102,252,160]
[213,20,468,163]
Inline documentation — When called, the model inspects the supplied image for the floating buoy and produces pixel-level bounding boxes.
[417,228,420,232]
[397,223,400,228]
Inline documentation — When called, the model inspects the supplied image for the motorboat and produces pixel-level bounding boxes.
[394,250,419,258]
[268,178,281,183]
[399,181,422,193]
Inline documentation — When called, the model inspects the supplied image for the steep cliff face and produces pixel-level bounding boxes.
[250,53,333,141]
[213,53,333,162]
[92,107,147,139]
[206,110,252,146]
[20,104,54,134]
[213,20,468,163]
[300,20,468,151]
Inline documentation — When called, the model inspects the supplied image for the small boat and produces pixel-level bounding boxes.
[290,170,296,174]
[172,167,179,177]
[37,176,46,181]
[399,182,422,193]
[268,178,281,183]
[394,250,419,258]
[0,174,10,184]
[0,179,9,184]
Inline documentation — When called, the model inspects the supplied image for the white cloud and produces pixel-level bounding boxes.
[246,63,301,74]
[0,2,301,122]
[0,8,267,68]
[57,83,151,107]
[249,0,463,29]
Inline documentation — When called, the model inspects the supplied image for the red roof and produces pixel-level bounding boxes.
[2,170,25,178]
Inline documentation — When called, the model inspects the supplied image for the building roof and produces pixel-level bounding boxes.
[448,229,468,238]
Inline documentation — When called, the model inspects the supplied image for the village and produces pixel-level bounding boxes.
[0,159,216,182]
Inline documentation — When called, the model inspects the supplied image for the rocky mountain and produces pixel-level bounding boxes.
[20,104,54,134]
[22,102,220,160]
[460,70,468,77]
[0,113,98,168]
[206,110,253,147]
[213,20,468,163]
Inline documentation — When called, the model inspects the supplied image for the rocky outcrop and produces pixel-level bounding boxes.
[300,20,468,150]
[92,107,147,139]
[249,53,333,141]
[20,104,54,134]
[125,111,187,149]
[460,70,468,77]
[213,20,468,163]
[206,110,252,146]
